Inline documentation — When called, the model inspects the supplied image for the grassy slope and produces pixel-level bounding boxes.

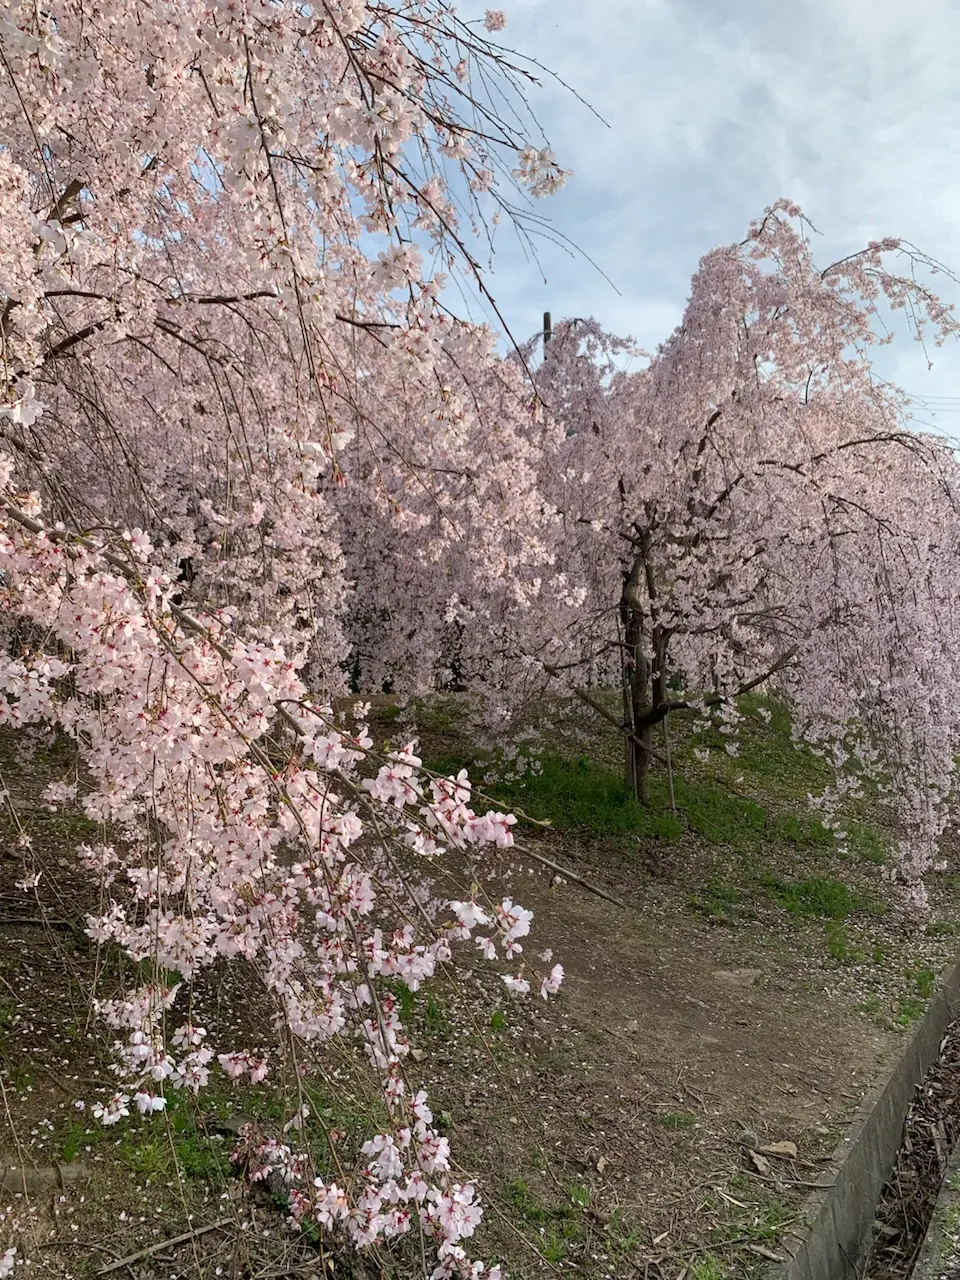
[409,689,904,946]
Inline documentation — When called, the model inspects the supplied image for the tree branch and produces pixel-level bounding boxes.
[541,664,669,766]
[638,645,800,728]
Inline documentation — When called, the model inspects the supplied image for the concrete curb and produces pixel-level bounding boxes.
[911,1137,960,1279]
[766,954,960,1280]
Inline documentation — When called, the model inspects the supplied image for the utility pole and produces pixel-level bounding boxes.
[543,310,552,352]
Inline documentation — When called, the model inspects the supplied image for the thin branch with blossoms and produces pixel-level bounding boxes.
[0,471,562,1276]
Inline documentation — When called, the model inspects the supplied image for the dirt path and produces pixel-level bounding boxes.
[408,860,894,1276]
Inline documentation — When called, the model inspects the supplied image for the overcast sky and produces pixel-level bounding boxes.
[456,0,960,436]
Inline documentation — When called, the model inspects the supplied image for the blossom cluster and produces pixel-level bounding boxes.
[0,487,562,1276]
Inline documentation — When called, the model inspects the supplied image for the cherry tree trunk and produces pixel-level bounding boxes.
[626,714,653,803]
[621,566,652,802]
[621,546,659,804]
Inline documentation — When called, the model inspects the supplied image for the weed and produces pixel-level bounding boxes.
[540,1234,566,1263]
[690,1257,727,1280]
[926,920,960,938]
[657,1112,696,1129]
[689,879,749,926]
[567,1180,590,1207]
[825,922,851,963]
[857,994,883,1018]
[60,1121,89,1163]
[490,1009,507,1032]
[606,1210,642,1258]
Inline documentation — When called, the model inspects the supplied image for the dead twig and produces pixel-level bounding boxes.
[0,917,75,928]
[515,843,625,909]
[97,1217,235,1275]
[745,1167,835,1190]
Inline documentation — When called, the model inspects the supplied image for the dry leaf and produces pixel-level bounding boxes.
[749,1150,772,1175]
[596,1155,607,1174]
[760,1140,798,1159]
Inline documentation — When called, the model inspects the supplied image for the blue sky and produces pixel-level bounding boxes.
[456,0,960,436]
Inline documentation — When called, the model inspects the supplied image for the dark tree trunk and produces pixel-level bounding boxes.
[621,529,667,804]
[626,717,653,803]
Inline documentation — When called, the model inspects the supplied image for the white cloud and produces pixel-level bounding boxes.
[460,0,960,405]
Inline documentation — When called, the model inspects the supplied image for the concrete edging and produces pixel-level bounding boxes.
[766,954,960,1280]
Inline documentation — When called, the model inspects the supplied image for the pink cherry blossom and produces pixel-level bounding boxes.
[540,964,564,999]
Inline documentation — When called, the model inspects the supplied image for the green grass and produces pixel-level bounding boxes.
[823,920,875,965]
[435,749,848,857]
[116,1096,234,1182]
[673,777,835,851]
[60,1121,87,1163]
[118,1128,231,1181]
[857,994,884,1018]
[606,1210,643,1260]
[567,1180,590,1207]
[760,874,868,920]
[193,1073,381,1189]
[479,754,685,840]
[689,879,753,926]
[500,1174,593,1263]
[381,981,451,1041]
[926,920,960,938]
[504,1175,589,1229]
[0,1000,15,1041]
[693,1192,794,1276]
[694,692,831,800]
[907,965,936,999]
[421,692,893,891]
[892,966,938,1026]
[656,1111,696,1129]
[690,1259,727,1280]
[847,822,889,865]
